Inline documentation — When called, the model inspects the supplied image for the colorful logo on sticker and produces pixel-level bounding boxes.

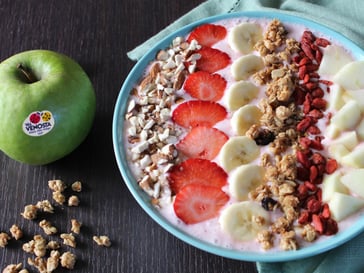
[23,110,55,137]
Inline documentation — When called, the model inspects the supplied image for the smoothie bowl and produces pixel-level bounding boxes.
[112,11,364,262]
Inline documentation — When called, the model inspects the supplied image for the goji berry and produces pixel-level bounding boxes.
[302,43,315,60]
[304,181,318,192]
[307,198,322,214]
[297,166,310,181]
[311,98,327,110]
[325,158,338,174]
[315,49,323,63]
[312,214,324,234]
[298,210,311,225]
[324,218,338,235]
[305,64,319,72]
[297,183,309,200]
[309,165,318,182]
[312,87,324,98]
[299,137,312,149]
[297,150,311,168]
[319,79,333,86]
[302,30,315,42]
[305,82,318,90]
[310,139,324,150]
[311,152,326,165]
[299,57,311,66]
[321,203,331,219]
[307,125,321,135]
[316,188,322,200]
[315,37,331,47]
[308,109,324,119]
[297,117,312,132]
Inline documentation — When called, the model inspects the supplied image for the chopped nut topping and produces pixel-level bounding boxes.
[93,235,111,247]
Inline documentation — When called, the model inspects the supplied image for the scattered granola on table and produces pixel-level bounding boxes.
[1,179,110,272]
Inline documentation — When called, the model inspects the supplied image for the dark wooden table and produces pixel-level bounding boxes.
[0,1,258,272]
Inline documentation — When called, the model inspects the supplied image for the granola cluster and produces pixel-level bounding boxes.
[124,37,202,204]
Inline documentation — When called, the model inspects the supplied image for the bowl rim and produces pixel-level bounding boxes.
[112,10,364,262]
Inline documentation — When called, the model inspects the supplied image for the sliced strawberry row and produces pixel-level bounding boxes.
[168,24,232,225]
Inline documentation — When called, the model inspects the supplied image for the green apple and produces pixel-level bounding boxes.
[0,50,96,165]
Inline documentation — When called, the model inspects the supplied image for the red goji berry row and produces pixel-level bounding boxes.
[293,30,338,236]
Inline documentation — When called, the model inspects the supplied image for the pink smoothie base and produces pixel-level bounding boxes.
[113,11,364,262]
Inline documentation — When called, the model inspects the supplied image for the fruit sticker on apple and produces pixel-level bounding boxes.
[0,50,96,165]
[23,110,55,137]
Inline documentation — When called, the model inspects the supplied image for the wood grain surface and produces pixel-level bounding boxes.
[0,1,258,272]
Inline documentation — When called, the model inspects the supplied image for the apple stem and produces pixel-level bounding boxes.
[17,64,38,83]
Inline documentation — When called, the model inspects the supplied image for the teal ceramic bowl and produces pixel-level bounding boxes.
[112,11,364,262]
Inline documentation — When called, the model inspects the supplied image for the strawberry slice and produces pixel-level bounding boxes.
[172,100,227,128]
[173,184,229,224]
[187,24,227,47]
[184,71,227,101]
[195,47,230,73]
[176,126,228,160]
[168,158,228,194]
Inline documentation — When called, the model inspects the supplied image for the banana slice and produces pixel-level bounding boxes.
[219,201,270,241]
[231,105,262,136]
[231,54,264,81]
[219,136,260,172]
[226,81,259,111]
[228,22,263,54]
[229,164,265,201]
